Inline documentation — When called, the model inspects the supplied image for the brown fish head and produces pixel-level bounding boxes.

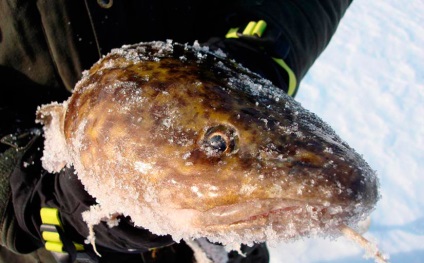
[39,41,379,245]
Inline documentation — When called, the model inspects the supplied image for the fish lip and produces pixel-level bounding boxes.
[196,198,336,227]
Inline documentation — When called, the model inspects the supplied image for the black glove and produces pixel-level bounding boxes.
[202,17,293,96]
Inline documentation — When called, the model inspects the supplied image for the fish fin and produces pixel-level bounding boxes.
[36,103,65,127]
[36,102,70,173]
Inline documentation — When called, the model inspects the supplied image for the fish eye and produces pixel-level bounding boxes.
[202,125,239,156]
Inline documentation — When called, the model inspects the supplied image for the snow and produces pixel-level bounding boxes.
[269,0,424,262]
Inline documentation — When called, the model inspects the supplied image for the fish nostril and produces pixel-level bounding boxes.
[293,150,324,167]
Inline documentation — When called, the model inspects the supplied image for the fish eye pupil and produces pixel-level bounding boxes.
[209,134,227,152]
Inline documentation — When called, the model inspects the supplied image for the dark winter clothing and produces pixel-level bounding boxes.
[0,0,353,262]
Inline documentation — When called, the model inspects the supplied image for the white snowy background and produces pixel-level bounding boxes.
[269,0,424,262]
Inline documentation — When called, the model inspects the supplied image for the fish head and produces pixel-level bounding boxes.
[37,41,379,245]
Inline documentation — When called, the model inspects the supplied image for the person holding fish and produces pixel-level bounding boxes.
[0,1,386,263]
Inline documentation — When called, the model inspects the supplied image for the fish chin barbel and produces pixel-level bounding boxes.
[36,41,386,262]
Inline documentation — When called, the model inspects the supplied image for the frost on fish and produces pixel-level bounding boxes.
[36,41,380,253]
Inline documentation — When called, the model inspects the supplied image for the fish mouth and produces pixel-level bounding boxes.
[196,198,350,234]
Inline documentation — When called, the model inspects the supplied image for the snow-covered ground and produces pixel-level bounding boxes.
[269,1,424,263]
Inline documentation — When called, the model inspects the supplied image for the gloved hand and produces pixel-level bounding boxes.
[202,20,292,96]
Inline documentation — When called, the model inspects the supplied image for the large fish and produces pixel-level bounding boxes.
[36,41,385,261]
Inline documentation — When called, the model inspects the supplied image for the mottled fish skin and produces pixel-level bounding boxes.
[38,41,379,245]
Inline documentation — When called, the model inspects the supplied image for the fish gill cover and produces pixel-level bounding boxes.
[36,40,383,260]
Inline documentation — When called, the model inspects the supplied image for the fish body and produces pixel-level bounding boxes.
[36,41,379,249]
